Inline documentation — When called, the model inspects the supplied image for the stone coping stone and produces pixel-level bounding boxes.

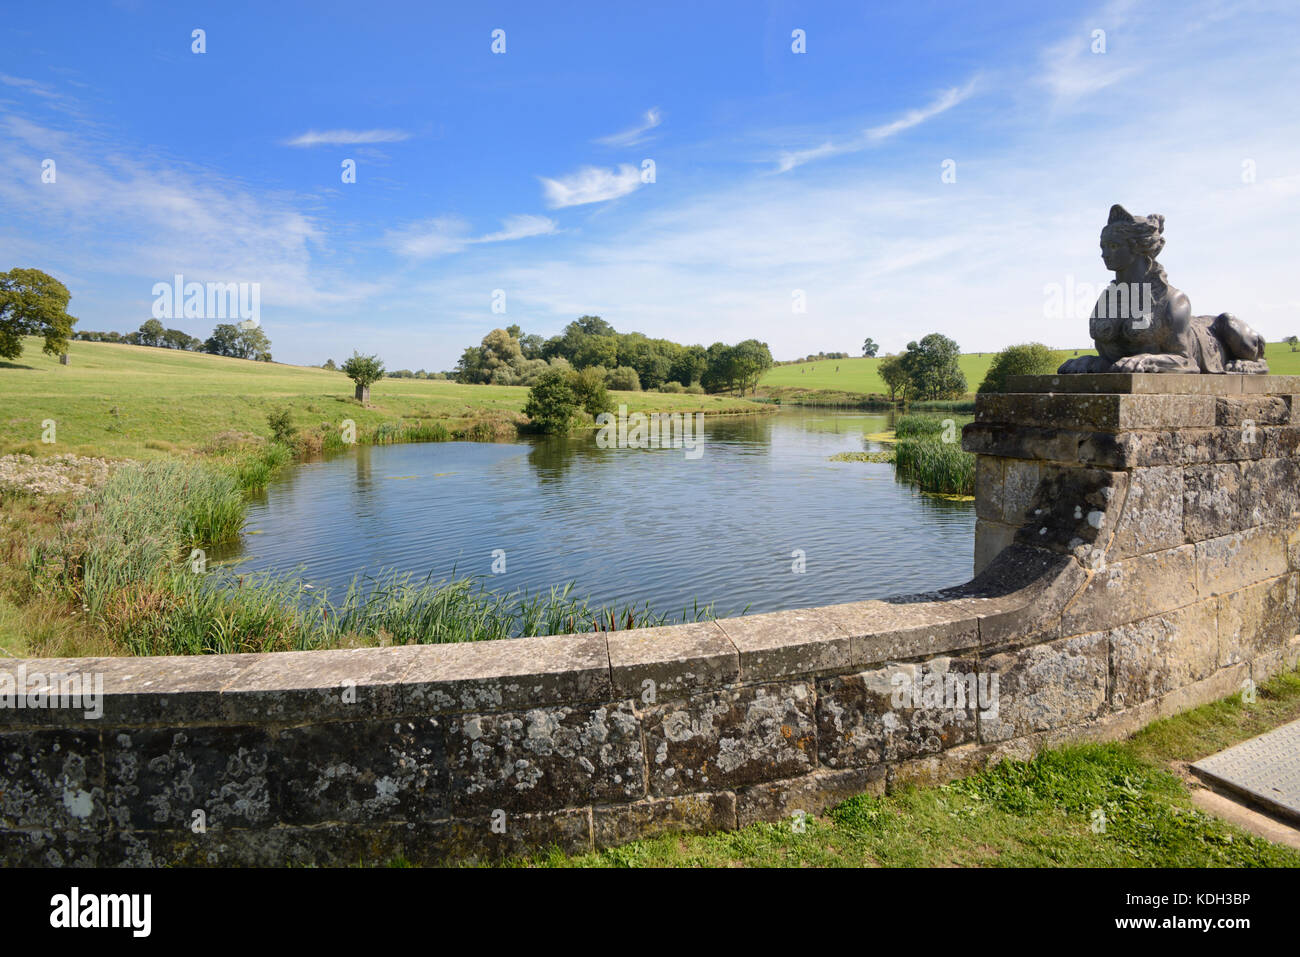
[1005,373,1300,395]
[717,608,851,682]
[400,632,613,714]
[975,393,1215,431]
[607,621,738,701]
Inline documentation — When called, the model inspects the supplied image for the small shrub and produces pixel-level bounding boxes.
[267,406,296,444]
[606,366,641,391]
[978,343,1059,394]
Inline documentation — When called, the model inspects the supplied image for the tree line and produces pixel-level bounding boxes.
[455,316,773,395]
[71,318,273,361]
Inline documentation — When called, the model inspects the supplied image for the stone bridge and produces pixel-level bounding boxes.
[3,373,1298,865]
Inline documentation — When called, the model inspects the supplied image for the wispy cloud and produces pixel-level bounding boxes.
[539,164,642,208]
[284,128,410,147]
[1039,0,1140,101]
[0,74,61,99]
[776,79,977,173]
[387,214,556,259]
[595,107,662,147]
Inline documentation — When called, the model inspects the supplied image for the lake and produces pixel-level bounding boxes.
[216,409,976,618]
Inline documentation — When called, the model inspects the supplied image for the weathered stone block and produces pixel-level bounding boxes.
[889,741,994,792]
[106,725,274,831]
[608,621,737,701]
[1012,466,1126,557]
[1215,395,1290,427]
[220,647,421,723]
[1058,545,1197,635]
[1109,465,1184,559]
[979,633,1108,742]
[644,681,817,797]
[975,455,1004,521]
[1155,663,1250,719]
[821,598,979,667]
[276,716,448,825]
[1239,457,1300,529]
[1002,460,1042,525]
[0,729,106,831]
[816,657,980,769]
[1195,526,1289,596]
[1108,601,1219,708]
[444,701,645,814]
[719,608,850,682]
[593,792,736,847]
[1183,463,1242,541]
[401,633,613,714]
[735,766,886,826]
[1217,574,1300,668]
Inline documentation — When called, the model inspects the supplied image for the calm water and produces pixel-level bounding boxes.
[216,410,975,616]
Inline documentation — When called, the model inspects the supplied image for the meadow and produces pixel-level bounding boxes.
[760,343,1300,398]
[0,337,767,458]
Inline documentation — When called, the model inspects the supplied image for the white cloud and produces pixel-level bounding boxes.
[539,164,643,208]
[386,214,557,259]
[284,128,410,147]
[595,107,662,147]
[775,78,978,173]
[474,214,557,243]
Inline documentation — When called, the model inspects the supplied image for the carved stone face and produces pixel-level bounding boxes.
[1099,226,1136,273]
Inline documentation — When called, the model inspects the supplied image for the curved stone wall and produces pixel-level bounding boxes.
[3,373,1298,866]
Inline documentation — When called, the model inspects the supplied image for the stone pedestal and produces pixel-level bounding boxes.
[964,372,1300,580]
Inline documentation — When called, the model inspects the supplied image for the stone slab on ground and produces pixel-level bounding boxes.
[1190,718,1300,823]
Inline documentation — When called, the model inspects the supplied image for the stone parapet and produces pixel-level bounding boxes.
[2,374,1297,865]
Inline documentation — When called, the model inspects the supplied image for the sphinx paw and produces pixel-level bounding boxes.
[1225,358,1269,374]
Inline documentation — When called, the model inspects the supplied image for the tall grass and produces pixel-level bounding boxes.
[107,569,723,656]
[894,438,975,495]
[27,459,246,616]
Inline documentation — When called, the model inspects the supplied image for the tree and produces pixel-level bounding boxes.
[322,359,338,371]
[522,368,580,433]
[730,339,774,393]
[862,337,879,357]
[571,367,614,415]
[900,334,966,400]
[878,354,909,402]
[0,267,77,360]
[1286,335,1299,352]
[978,343,1058,394]
[138,318,166,347]
[204,323,272,361]
[342,351,385,403]
[606,366,641,391]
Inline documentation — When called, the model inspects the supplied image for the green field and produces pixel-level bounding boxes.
[0,338,767,458]
[760,344,1300,397]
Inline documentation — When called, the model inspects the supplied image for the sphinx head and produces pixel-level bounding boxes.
[1100,204,1165,274]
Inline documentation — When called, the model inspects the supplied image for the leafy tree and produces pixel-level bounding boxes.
[522,368,580,433]
[137,318,166,347]
[0,267,77,360]
[1286,335,1299,352]
[267,406,296,443]
[733,339,774,393]
[204,323,272,361]
[322,358,338,371]
[571,366,614,414]
[670,344,708,386]
[978,343,1058,394]
[606,366,641,391]
[161,327,201,350]
[342,351,385,402]
[901,334,966,400]
[862,337,879,357]
[878,353,910,402]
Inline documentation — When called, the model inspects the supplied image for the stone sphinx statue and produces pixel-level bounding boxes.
[1057,205,1268,374]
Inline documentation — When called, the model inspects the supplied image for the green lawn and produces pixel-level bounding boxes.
[510,668,1300,868]
[761,343,1300,397]
[0,338,767,458]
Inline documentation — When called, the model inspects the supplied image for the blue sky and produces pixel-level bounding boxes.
[3,0,1299,369]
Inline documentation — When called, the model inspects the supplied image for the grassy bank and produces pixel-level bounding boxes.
[509,668,1300,867]
[761,343,1300,401]
[0,337,769,458]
